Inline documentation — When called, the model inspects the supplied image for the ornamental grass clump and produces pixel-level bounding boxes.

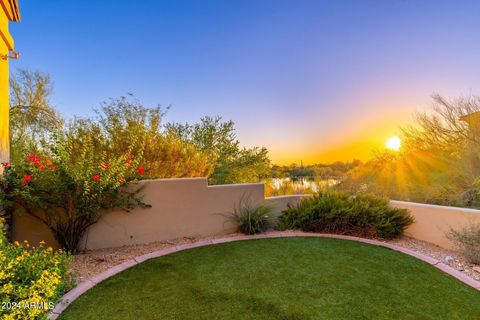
[224,197,274,235]
[448,223,480,264]
[0,134,150,253]
[0,240,73,320]
[278,190,413,239]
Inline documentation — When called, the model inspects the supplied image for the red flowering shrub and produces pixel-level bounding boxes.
[0,136,150,253]
[21,175,32,186]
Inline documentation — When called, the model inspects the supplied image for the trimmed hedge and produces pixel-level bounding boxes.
[278,191,413,238]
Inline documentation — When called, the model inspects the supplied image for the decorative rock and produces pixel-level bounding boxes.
[472,266,480,273]
[444,255,454,264]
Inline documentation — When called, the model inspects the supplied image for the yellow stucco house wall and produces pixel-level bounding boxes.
[0,0,20,168]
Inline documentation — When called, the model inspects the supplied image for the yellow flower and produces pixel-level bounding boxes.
[0,241,72,319]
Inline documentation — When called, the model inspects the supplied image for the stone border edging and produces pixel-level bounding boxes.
[48,231,480,319]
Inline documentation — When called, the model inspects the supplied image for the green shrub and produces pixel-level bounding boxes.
[224,198,274,235]
[278,191,413,239]
[448,224,480,264]
[0,240,74,319]
[0,136,150,253]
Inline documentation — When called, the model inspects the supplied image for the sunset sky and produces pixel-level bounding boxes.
[10,0,480,164]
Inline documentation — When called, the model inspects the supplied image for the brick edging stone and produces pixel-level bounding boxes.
[48,231,480,319]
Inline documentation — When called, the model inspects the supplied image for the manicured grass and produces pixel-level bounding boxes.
[60,238,480,320]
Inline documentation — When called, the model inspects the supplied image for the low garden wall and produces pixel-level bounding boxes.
[391,200,480,250]
[11,178,308,250]
[11,179,480,251]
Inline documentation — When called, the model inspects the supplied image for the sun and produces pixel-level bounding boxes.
[386,136,401,151]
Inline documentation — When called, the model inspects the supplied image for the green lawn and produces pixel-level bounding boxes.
[60,237,480,320]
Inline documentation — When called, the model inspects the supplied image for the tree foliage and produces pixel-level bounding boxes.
[0,135,149,253]
[166,116,271,184]
[8,69,270,185]
[9,69,62,160]
[86,96,214,178]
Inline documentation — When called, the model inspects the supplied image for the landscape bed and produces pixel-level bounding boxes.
[59,237,480,320]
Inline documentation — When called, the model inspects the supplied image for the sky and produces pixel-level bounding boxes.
[9,0,480,165]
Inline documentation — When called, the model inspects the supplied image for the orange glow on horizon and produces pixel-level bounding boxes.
[268,116,410,165]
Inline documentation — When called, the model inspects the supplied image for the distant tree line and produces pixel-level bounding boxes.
[270,160,362,181]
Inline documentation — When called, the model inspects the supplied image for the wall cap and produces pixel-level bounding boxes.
[390,200,480,214]
[265,194,313,200]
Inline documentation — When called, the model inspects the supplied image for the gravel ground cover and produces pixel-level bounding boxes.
[71,232,480,282]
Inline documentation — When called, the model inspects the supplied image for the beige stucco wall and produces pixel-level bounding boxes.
[81,178,258,249]
[265,194,311,219]
[391,200,480,250]
[11,208,59,249]
[12,179,480,251]
[10,178,306,250]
